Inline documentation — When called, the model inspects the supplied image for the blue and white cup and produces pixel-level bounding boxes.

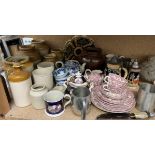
[43,90,71,117]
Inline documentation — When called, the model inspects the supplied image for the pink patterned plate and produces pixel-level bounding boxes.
[91,87,136,113]
[92,86,134,105]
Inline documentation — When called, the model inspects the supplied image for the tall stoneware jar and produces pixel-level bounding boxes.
[31,40,49,57]
[8,64,32,107]
[18,45,41,64]
[30,84,48,109]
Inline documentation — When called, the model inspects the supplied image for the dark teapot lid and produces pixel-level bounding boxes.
[109,56,120,65]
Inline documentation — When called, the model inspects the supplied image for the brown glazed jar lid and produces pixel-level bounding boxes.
[32,39,45,44]
[8,63,30,82]
[18,45,35,51]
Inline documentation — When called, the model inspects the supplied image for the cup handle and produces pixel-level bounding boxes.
[84,69,92,80]
[63,94,71,107]
[55,61,64,68]
[103,76,109,83]
[89,82,94,92]
[120,67,128,78]
[103,84,110,92]
[63,81,68,89]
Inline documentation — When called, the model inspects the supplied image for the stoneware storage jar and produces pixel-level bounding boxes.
[31,39,49,57]
[30,84,48,109]
[4,55,34,73]
[8,64,32,107]
[32,68,53,90]
[18,45,41,64]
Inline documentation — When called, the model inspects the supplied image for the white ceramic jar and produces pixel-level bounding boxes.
[30,84,48,109]
[8,65,32,107]
[32,68,53,90]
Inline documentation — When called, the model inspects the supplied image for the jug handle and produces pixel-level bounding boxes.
[120,67,128,79]
[63,94,71,107]
[55,61,64,68]
[81,100,87,120]
[84,69,92,80]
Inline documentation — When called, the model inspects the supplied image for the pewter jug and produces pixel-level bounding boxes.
[71,87,91,120]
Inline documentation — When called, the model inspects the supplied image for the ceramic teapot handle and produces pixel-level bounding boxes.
[63,94,71,107]
[84,69,92,80]
[55,61,64,69]
[120,67,128,78]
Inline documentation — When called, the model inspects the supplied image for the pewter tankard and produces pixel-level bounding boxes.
[136,82,155,114]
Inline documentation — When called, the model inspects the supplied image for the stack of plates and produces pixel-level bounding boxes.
[91,85,136,113]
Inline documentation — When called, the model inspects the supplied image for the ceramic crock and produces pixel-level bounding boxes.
[32,68,54,90]
[8,63,32,107]
[4,55,34,73]
[30,84,48,109]
[31,39,49,57]
[18,45,41,64]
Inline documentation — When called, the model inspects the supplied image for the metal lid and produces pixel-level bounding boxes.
[132,59,139,68]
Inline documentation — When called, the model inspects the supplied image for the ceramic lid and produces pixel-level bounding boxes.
[132,59,139,69]
[68,71,87,85]
[8,63,30,82]
[4,55,29,65]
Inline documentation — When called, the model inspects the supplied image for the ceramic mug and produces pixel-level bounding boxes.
[43,90,71,117]
[37,61,54,73]
[32,68,54,90]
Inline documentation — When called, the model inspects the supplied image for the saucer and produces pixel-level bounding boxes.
[45,109,65,117]
[91,85,136,113]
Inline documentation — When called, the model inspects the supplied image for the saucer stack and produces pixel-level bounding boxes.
[91,73,136,113]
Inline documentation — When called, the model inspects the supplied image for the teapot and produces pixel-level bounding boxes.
[55,60,86,74]
[75,47,105,70]
[84,69,103,86]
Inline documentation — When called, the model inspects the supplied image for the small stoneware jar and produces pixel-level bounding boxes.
[31,39,49,57]
[30,84,48,109]
[18,45,41,63]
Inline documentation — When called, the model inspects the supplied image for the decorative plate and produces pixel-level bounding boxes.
[63,35,95,60]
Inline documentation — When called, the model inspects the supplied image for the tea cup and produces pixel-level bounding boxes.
[43,90,71,117]
[104,73,128,89]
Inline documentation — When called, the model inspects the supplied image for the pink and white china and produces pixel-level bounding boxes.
[103,73,128,94]
[90,84,136,113]
[84,69,103,86]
